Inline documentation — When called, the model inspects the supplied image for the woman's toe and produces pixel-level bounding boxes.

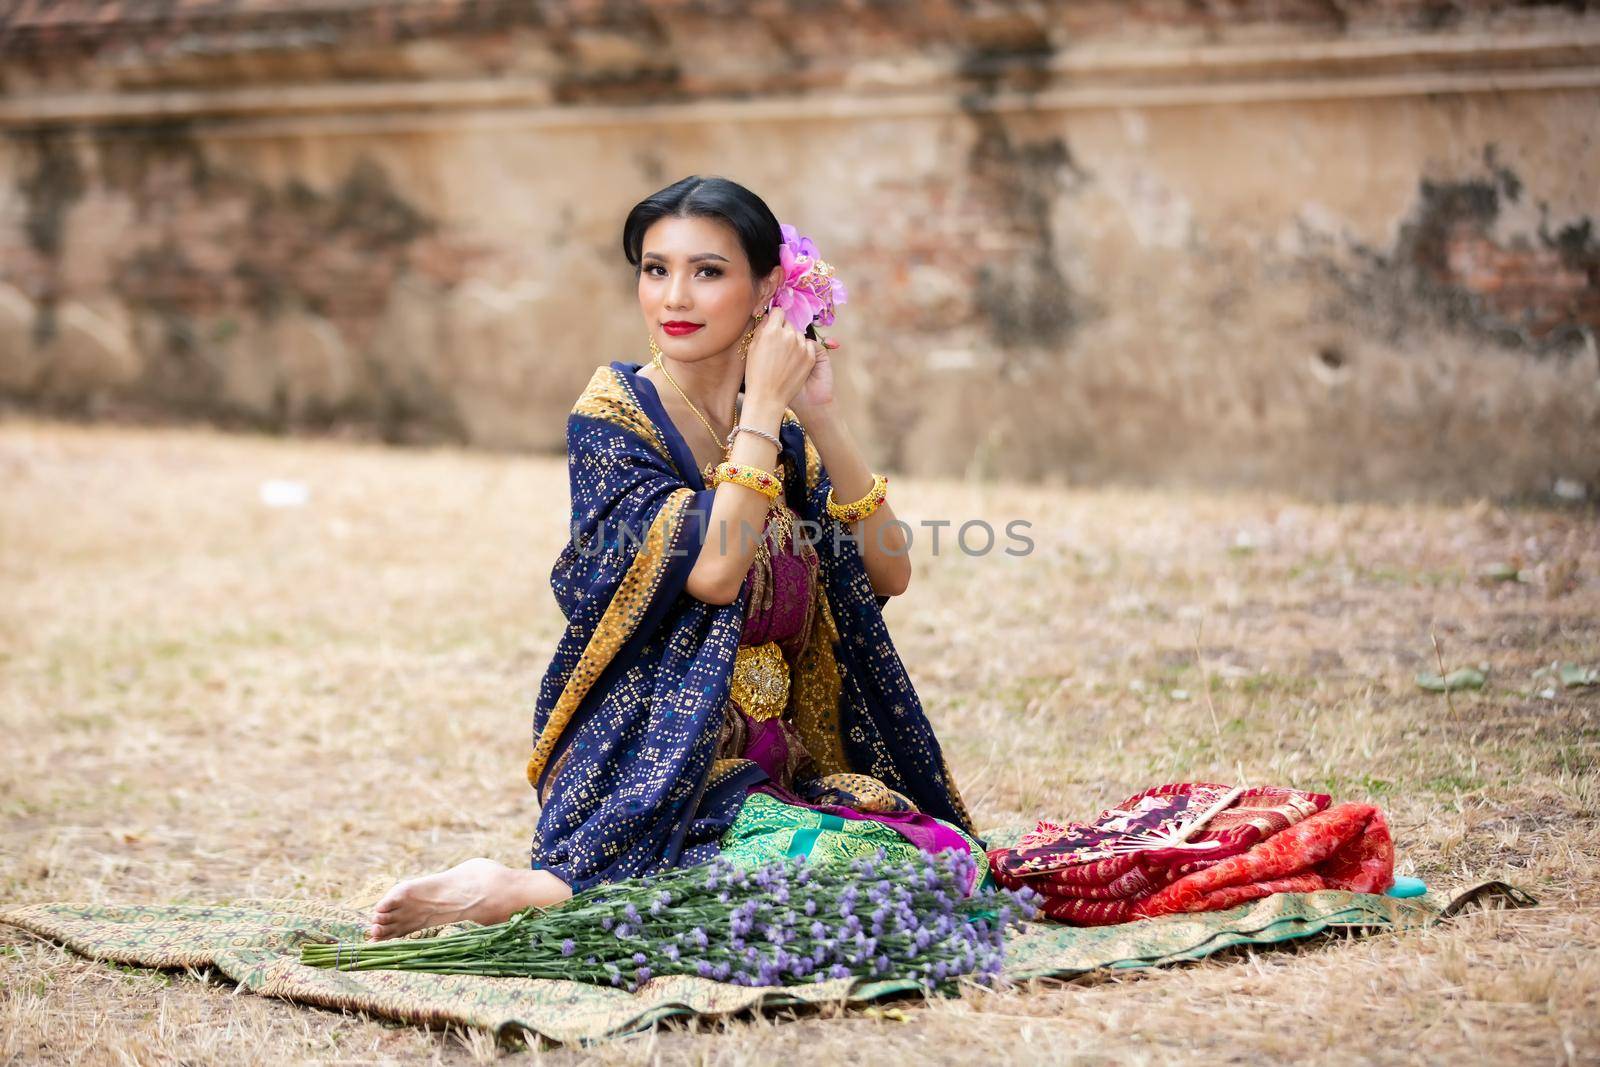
[367,886,412,940]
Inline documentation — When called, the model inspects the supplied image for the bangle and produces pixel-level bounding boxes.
[825,472,888,524]
[712,461,782,503]
[728,424,781,449]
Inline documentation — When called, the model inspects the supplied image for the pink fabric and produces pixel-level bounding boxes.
[740,717,795,783]
[739,540,816,646]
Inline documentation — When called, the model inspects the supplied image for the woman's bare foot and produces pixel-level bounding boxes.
[367,858,571,941]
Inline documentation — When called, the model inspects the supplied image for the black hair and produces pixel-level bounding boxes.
[622,174,783,292]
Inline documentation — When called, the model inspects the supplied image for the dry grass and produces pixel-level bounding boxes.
[1,418,1597,1066]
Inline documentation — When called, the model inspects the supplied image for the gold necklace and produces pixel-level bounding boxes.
[651,349,739,483]
[649,330,788,550]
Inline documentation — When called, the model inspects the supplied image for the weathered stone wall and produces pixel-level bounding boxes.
[1,0,1596,501]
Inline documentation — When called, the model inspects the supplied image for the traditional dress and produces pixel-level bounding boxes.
[526,360,986,896]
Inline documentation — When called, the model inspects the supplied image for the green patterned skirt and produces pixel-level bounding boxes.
[717,789,995,893]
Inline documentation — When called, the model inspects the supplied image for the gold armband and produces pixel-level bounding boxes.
[825,472,888,524]
[711,462,782,503]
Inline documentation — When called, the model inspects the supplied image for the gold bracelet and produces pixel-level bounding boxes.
[825,472,888,524]
[712,461,782,503]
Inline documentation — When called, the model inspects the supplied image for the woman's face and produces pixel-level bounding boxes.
[638,215,778,364]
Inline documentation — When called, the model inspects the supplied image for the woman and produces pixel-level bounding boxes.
[368,176,986,942]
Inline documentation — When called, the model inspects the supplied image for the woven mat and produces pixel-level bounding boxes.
[1,825,1534,1047]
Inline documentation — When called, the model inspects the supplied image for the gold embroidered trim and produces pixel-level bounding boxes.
[789,584,850,776]
[526,487,694,788]
[802,431,822,495]
[806,772,920,813]
[571,365,671,461]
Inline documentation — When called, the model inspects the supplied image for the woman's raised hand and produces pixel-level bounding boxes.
[742,306,819,412]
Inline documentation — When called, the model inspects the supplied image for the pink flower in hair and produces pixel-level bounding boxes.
[771,222,848,334]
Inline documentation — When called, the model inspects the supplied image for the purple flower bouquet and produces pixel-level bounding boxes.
[301,848,1040,994]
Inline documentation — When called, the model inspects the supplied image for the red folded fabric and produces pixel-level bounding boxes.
[988,783,1394,926]
[1133,803,1394,918]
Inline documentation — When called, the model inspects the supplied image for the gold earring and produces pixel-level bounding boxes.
[649,335,663,360]
[738,302,769,361]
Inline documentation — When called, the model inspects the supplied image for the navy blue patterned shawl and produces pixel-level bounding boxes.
[526,360,977,892]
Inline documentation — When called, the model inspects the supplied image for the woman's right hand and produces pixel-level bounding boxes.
[742,306,818,411]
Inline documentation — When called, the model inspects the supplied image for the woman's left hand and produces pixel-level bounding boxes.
[790,335,841,422]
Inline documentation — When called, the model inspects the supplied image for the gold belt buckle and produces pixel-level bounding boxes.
[730,641,790,721]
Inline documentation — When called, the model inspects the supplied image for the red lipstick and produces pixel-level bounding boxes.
[662,321,704,336]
